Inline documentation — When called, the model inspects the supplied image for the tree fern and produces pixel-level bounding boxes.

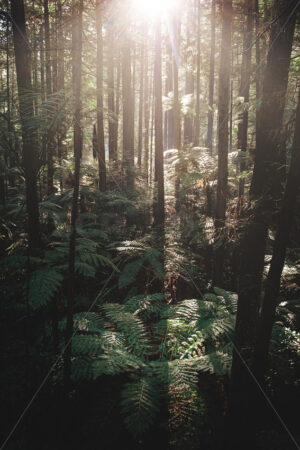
[66,289,236,438]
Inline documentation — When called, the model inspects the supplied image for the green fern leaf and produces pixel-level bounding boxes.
[28,268,63,310]
[118,258,144,289]
[121,376,160,436]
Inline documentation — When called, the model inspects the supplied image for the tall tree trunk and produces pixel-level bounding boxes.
[96,0,106,191]
[44,0,54,195]
[138,31,144,169]
[11,0,40,254]
[253,86,300,382]
[206,0,216,152]
[183,1,194,145]
[229,79,233,151]
[237,0,254,198]
[255,0,261,134]
[52,6,58,95]
[57,0,65,192]
[144,28,150,183]
[154,20,164,226]
[115,46,121,163]
[229,1,297,446]
[165,37,173,150]
[194,0,201,147]
[173,7,181,211]
[64,0,83,390]
[107,24,116,164]
[150,71,154,186]
[122,27,135,189]
[213,0,232,287]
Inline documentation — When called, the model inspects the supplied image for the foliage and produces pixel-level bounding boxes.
[63,288,235,437]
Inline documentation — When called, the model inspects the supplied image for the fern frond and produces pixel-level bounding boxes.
[72,335,103,357]
[118,258,144,289]
[125,293,166,318]
[73,312,104,333]
[74,261,96,277]
[28,268,63,310]
[174,299,199,321]
[101,304,150,357]
[121,376,160,436]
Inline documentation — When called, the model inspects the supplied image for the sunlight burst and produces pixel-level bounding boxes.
[132,0,174,18]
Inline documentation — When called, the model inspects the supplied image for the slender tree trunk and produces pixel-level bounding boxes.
[229,1,297,446]
[238,0,254,198]
[253,87,300,382]
[255,0,260,122]
[138,31,144,169]
[213,0,232,287]
[40,23,47,189]
[40,24,45,102]
[44,0,54,195]
[206,0,216,152]
[96,0,106,191]
[57,0,64,192]
[229,79,233,151]
[164,37,173,150]
[144,29,150,183]
[64,0,83,390]
[173,8,181,211]
[194,0,201,147]
[183,1,194,145]
[115,46,121,163]
[11,0,40,254]
[107,25,116,164]
[154,20,164,226]
[150,72,154,186]
[122,28,135,189]
[52,7,58,94]
[132,42,136,158]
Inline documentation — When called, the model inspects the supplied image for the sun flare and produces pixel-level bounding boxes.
[132,0,174,18]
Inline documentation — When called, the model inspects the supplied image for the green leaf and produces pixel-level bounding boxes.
[119,258,144,289]
[28,268,63,310]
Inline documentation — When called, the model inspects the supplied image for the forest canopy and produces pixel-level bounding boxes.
[0,0,300,449]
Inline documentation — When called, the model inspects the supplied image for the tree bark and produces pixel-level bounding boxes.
[44,0,54,195]
[213,0,232,287]
[228,1,297,446]
[115,46,121,163]
[194,0,201,147]
[122,26,135,189]
[144,27,150,183]
[11,0,40,254]
[183,1,194,145]
[206,0,216,152]
[164,36,173,150]
[154,20,164,226]
[138,30,144,169]
[237,0,254,198]
[57,0,65,192]
[64,0,83,390]
[253,86,300,382]
[96,0,106,191]
[107,24,116,164]
[172,7,181,211]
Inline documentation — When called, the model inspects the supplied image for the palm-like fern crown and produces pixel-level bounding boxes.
[63,287,236,437]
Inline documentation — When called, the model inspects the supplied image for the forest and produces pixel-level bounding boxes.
[0,0,300,448]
